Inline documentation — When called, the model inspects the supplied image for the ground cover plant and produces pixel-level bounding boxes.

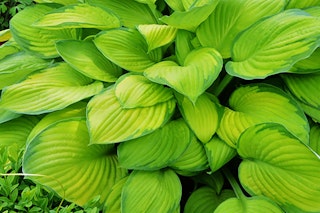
[1,0,320,212]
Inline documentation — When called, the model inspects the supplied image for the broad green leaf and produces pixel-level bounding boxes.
[175,30,195,65]
[0,108,21,124]
[94,28,162,72]
[160,0,219,32]
[0,116,39,149]
[310,124,320,155]
[184,187,235,213]
[115,74,173,108]
[217,84,309,147]
[103,177,128,212]
[118,119,192,170]
[10,4,80,58]
[0,63,103,115]
[33,3,121,30]
[23,119,128,206]
[169,134,209,176]
[86,0,160,28]
[121,170,181,213]
[33,0,78,5]
[0,51,52,89]
[87,86,175,144]
[237,123,320,212]
[291,48,320,72]
[137,24,177,52]
[0,40,21,60]
[56,39,122,82]
[145,47,223,103]
[286,0,320,9]
[176,92,222,143]
[225,10,320,79]
[196,0,286,58]
[204,136,237,172]
[214,196,284,213]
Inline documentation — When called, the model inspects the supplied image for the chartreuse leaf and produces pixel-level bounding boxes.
[286,0,320,9]
[237,123,320,212]
[145,47,223,103]
[86,0,160,28]
[217,84,309,147]
[137,24,178,52]
[0,63,103,115]
[164,0,184,11]
[0,40,21,60]
[87,86,175,144]
[33,3,121,30]
[10,4,80,59]
[204,136,237,172]
[310,124,320,155]
[175,30,195,65]
[291,48,320,72]
[103,177,128,212]
[56,39,122,82]
[169,134,209,176]
[184,187,235,213]
[0,29,11,42]
[0,108,20,124]
[0,51,52,89]
[176,92,222,143]
[225,10,320,80]
[115,74,173,108]
[94,28,162,72]
[118,119,191,170]
[23,119,128,206]
[196,0,286,58]
[121,169,181,213]
[33,0,78,5]
[160,0,219,31]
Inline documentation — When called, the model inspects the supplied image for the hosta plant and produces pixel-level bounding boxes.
[1,0,320,212]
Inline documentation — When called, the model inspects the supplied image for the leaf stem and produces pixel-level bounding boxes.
[214,73,234,97]
[222,167,245,199]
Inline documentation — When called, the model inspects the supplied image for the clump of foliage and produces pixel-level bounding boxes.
[1,0,320,212]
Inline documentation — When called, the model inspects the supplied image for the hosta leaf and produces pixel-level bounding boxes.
[137,24,177,52]
[94,28,162,72]
[145,47,223,103]
[0,40,21,60]
[33,0,78,5]
[286,0,320,9]
[237,123,320,212]
[169,134,209,176]
[299,101,320,123]
[118,119,192,170]
[0,63,103,114]
[0,52,52,89]
[196,0,286,58]
[160,0,219,31]
[86,0,160,28]
[225,10,320,79]
[56,39,122,82]
[291,48,320,72]
[310,124,320,155]
[10,4,80,58]
[0,108,20,124]
[304,6,320,17]
[191,171,225,194]
[87,86,175,144]
[184,187,235,213]
[204,136,237,172]
[103,177,128,212]
[23,119,128,206]
[33,3,121,30]
[0,116,39,149]
[217,84,309,147]
[176,92,222,143]
[164,0,184,11]
[214,196,284,213]
[115,74,173,108]
[0,29,11,42]
[121,170,181,213]
[175,30,195,65]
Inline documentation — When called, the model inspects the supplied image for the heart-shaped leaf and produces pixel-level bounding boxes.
[94,28,162,72]
[310,124,320,155]
[0,63,103,115]
[237,123,320,212]
[217,83,309,147]
[176,92,222,143]
[118,119,191,170]
[286,0,320,9]
[23,118,128,206]
[10,4,80,58]
[225,9,320,79]
[87,86,176,144]
[56,39,122,82]
[33,3,121,30]
[121,169,181,213]
[145,47,223,103]
[0,51,52,89]
[196,0,286,58]
[115,74,173,108]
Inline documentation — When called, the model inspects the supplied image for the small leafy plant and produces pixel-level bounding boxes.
[1,0,320,212]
